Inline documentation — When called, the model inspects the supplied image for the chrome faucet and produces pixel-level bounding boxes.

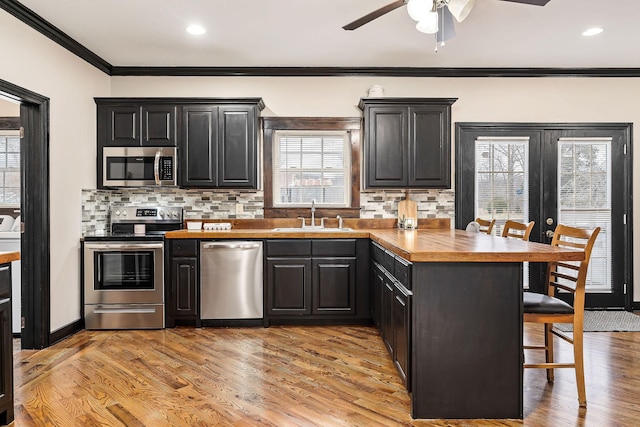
[310,199,316,227]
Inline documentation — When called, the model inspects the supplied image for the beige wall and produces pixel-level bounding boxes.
[1,5,637,338]
[0,10,111,332]
[0,98,19,116]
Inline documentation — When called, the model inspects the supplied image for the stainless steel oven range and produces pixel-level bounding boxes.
[83,206,182,329]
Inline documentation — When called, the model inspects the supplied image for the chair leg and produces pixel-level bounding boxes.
[573,323,587,407]
[544,322,554,382]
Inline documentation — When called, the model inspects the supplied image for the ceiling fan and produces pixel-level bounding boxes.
[343,0,551,43]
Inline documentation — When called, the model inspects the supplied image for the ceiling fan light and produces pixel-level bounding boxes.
[416,11,439,34]
[407,0,433,22]
[447,0,475,23]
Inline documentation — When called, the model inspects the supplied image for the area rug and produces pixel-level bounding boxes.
[554,310,640,332]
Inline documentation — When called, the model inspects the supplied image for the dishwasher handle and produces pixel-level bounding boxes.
[201,241,261,250]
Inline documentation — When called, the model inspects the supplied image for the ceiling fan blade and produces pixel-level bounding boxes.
[436,7,456,43]
[499,0,551,5]
[342,0,407,31]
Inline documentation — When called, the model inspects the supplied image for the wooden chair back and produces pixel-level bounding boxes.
[501,220,535,241]
[475,217,496,235]
[545,224,600,302]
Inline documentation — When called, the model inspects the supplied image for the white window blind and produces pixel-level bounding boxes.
[273,131,350,207]
[475,137,530,236]
[0,131,20,205]
[557,138,611,292]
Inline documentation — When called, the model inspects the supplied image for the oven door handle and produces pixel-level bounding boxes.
[154,149,161,185]
[84,242,164,250]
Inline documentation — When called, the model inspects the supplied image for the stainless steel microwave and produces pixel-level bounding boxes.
[103,146,177,187]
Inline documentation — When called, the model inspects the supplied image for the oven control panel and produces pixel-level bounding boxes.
[111,206,183,223]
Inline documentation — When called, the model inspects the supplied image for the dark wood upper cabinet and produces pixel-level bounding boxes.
[142,105,177,146]
[218,106,257,188]
[180,103,260,189]
[97,103,176,147]
[181,105,219,187]
[360,98,457,189]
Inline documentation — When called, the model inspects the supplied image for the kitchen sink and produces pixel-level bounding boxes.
[271,227,353,232]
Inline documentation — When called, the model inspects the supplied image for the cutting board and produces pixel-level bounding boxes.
[398,196,417,227]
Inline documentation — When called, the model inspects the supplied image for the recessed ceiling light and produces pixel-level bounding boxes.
[186,24,206,35]
[582,27,604,37]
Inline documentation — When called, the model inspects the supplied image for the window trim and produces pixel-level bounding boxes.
[263,117,361,218]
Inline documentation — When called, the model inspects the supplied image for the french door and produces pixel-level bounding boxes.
[456,123,632,309]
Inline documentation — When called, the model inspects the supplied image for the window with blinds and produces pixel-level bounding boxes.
[557,138,612,292]
[273,130,350,207]
[0,131,20,205]
[475,137,530,236]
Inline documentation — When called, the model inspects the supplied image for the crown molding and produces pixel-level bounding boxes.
[110,66,640,78]
[4,0,640,78]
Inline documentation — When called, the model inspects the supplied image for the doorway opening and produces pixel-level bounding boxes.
[0,78,50,349]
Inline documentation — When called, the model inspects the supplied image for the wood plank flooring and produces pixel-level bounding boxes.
[8,323,640,426]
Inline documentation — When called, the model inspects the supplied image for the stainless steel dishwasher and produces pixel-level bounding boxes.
[200,241,263,320]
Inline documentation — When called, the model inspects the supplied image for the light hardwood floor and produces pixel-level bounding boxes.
[8,323,640,426]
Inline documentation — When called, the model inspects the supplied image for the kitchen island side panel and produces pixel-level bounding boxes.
[411,262,523,419]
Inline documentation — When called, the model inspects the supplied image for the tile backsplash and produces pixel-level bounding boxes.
[81,188,455,234]
[360,189,455,220]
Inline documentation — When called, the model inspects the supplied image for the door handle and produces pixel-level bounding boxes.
[546,230,555,238]
[154,149,161,185]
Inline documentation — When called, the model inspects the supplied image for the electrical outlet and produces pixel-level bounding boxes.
[236,203,244,214]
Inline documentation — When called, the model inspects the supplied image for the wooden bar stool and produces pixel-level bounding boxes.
[523,224,600,408]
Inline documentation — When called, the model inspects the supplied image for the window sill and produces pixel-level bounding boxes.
[264,207,361,219]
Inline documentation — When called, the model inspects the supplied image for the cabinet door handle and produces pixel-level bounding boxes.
[0,266,9,272]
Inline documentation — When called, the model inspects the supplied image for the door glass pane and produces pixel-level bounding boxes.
[475,137,530,287]
[557,138,612,292]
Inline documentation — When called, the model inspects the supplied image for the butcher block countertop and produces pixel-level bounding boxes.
[165,217,584,263]
[368,229,585,263]
[0,251,19,264]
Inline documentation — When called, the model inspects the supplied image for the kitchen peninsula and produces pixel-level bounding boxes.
[165,224,583,419]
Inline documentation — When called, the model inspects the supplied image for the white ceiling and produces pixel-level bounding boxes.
[15,0,640,69]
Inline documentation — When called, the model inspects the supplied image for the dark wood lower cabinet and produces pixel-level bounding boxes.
[265,239,369,324]
[381,276,394,354]
[392,285,410,388]
[371,262,384,328]
[266,258,312,315]
[166,240,199,327]
[312,258,356,315]
[0,263,13,425]
[371,241,412,391]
